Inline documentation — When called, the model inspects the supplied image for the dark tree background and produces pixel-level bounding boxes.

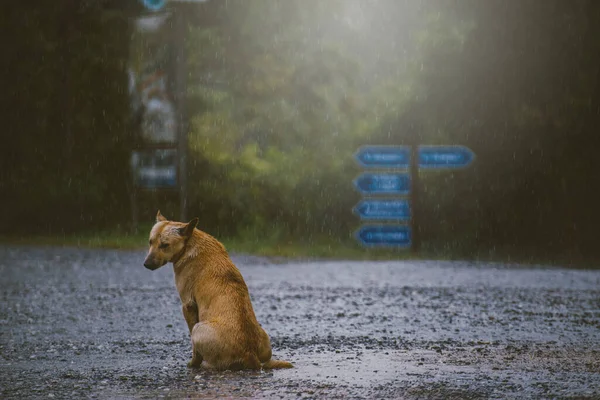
[2,0,599,264]
[2,1,135,232]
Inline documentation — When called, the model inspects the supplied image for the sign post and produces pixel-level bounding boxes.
[353,144,475,251]
[410,144,420,253]
[173,6,188,222]
[127,0,206,230]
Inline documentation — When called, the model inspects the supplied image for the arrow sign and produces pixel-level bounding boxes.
[355,146,410,168]
[353,199,411,221]
[353,173,410,195]
[418,146,475,169]
[356,225,412,247]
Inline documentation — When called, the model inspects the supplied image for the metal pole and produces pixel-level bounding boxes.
[174,7,188,222]
[130,185,139,234]
[410,141,421,254]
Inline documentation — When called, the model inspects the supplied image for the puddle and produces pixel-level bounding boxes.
[275,348,472,386]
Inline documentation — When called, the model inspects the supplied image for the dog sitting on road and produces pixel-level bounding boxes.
[143,210,293,370]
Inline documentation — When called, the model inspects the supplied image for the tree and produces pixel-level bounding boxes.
[2,1,132,233]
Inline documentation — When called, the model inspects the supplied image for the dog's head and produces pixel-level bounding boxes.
[144,210,199,271]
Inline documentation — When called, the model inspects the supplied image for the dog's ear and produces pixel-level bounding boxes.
[178,217,199,238]
[156,210,167,223]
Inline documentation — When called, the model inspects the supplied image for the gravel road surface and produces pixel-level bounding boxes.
[1,246,599,399]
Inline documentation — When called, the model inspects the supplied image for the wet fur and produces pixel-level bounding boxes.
[144,211,292,371]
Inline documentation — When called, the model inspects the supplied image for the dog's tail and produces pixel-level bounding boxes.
[262,358,294,369]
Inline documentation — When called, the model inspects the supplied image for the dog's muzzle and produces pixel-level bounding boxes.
[144,262,158,270]
[143,256,162,270]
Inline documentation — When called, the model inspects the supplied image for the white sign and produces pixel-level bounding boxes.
[131,149,177,189]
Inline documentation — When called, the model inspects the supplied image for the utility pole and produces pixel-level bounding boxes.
[173,6,188,222]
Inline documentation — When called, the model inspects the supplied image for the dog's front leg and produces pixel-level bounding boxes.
[182,301,199,333]
[182,302,202,368]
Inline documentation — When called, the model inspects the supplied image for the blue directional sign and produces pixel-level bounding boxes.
[355,146,410,168]
[141,0,166,11]
[356,225,412,247]
[353,173,410,195]
[353,199,410,221]
[418,146,475,169]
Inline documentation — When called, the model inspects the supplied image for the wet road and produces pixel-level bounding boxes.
[1,246,599,399]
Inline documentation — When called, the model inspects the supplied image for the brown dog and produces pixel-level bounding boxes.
[144,210,292,370]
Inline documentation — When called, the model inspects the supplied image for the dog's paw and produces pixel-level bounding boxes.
[187,358,203,368]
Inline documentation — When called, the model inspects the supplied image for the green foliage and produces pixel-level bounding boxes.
[185,1,374,238]
[4,0,600,263]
